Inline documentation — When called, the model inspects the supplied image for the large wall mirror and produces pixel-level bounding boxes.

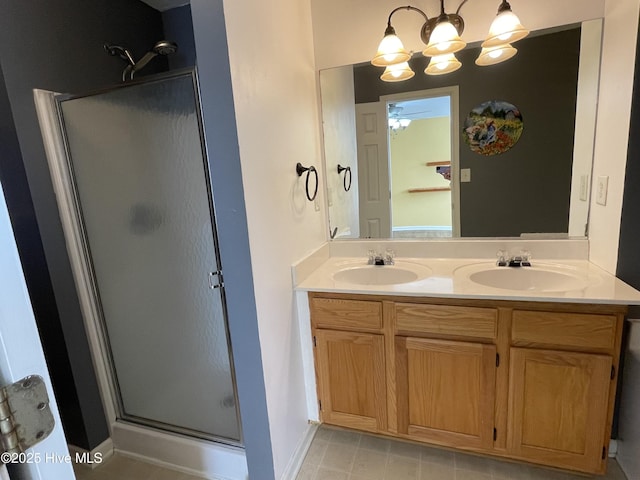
[320,19,602,240]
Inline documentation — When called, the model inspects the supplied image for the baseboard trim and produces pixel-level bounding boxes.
[112,421,248,479]
[280,422,318,480]
[68,437,114,469]
[609,438,618,458]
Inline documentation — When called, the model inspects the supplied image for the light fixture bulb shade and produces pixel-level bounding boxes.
[372,33,411,66]
[423,20,466,56]
[475,44,517,66]
[381,62,415,82]
[482,9,529,48]
[425,53,462,75]
[399,118,411,127]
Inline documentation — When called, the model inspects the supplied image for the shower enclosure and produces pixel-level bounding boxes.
[36,71,241,445]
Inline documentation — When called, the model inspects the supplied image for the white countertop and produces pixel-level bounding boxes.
[295,256,640,305]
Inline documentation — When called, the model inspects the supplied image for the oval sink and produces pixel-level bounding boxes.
[333,263,431,286]
[468,268,588,292]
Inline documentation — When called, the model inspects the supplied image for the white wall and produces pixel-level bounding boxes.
[588,0,640,273]
[568,19,603,238]
[320,66,360,238]
[221,0,327,477]
[311,0,605,69]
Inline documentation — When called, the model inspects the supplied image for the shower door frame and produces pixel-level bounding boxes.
[35,70,243,448]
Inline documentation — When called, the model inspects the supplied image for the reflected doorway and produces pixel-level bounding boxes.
[386,88,460,238]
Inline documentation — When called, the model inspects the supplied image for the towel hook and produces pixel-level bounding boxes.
[296,163,318,202]
[337,164,352,192]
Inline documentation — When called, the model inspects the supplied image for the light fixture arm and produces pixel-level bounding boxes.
[456,0,469,15]
[497,0,512,13]
[384,6,431,43]
[386,5,429,27]
[383,3,467,46]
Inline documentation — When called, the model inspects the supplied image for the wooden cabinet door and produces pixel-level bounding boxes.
[396,337,497,450]
[507,348,612,473]
[315,329,386,432]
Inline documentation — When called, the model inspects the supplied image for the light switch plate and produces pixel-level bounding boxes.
[596,175,608,206]
[461,168,471,183]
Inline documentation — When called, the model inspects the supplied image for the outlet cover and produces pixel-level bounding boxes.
[461,168,471,183]
[596,175,608,206]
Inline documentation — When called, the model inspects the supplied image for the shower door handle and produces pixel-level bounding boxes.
[208,271,223,289]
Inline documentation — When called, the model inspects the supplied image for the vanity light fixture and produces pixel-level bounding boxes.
[482,0,529,48]
[422,7,466,57]
[475,43,517,66]
[426,53,462,75]
[381,61,416,82]
[371,0,527,80]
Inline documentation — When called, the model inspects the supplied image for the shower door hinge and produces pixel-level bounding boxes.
[208,271,224,289]
[0,375,55,462]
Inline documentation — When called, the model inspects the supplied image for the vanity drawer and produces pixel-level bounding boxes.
[395,303,498,340]
[511,310,617,351]
[310,297,382,330]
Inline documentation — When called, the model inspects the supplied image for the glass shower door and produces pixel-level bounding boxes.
[57,72,240,443]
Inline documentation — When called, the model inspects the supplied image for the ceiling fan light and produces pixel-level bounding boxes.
[425,53,462,75]
[423,19,466,57]
[399,118,412,128]
[372,28,411,66]
[482,7,529,48]
[381,62,415,82]
[475,44,517,66]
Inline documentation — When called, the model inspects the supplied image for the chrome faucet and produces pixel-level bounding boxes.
[368,249,395,265]
[496,250,531,267]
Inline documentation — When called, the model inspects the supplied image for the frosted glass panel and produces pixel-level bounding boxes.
[59,74,240,442]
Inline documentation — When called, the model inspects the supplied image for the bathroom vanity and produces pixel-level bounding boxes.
[295,246,640,475]
[310,293,623,474]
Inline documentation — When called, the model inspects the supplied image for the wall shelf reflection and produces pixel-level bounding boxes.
[408,187,452,193]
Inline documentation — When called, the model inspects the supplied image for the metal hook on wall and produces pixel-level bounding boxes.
[296,163,319,202]
[337,164,352,192]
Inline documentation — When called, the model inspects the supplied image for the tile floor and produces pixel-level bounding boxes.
[72,426,630,480]
[296,425,629,480]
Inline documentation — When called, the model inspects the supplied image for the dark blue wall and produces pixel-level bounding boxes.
[0,65,91,450]
[0,0,166,450]
[163,5,197,69]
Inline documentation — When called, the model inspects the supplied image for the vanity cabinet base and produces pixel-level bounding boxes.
[309,292,626,475]
[313,329,387,433]
[396,337,496,451]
